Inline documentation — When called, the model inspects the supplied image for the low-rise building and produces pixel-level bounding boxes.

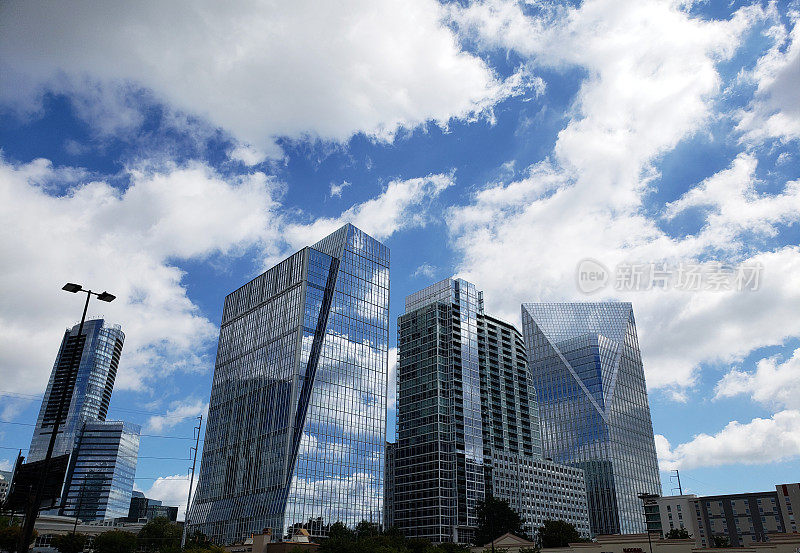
[776,483,799,534]
[32,514,146,553]
[542,532,800,553]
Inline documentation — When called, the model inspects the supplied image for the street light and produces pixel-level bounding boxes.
[17,283,116,552]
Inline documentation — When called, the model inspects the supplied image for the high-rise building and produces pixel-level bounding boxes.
[521,302,661,536]
[395,279,589,544]
[189,224,389,545]
[384,442,396,529]
[61,420,140,521]
[28,319,124,462]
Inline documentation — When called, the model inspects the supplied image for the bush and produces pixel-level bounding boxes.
[94,530,137,553]
[52,532,88,553]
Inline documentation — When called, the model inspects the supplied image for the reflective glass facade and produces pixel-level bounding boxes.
[29,319,124,462]
[61,420,140,521]
[396,279,484,544]
[521,302,661,536]
[189,224,389,545]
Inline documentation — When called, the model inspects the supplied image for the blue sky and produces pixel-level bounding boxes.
[1,0,799,518]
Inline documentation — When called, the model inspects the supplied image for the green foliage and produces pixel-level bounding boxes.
[137,517,183,552]
[184,530,226,552]
[538,520,584,548]
[0,516,36,552]
[711,535,730,548]
[52,532,88,553]
[473,495,528,546]
[665,528,690,539]
[93,530,137,553]
[317,521,470,553]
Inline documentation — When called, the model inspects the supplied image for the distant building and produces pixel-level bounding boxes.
[28,319,124,462]
[394,279,590,544]
[189,224,390,544]
[0,469,11,502]
[127,491,179,522]
[384,442,396,529]
[641,484,798,547]
[32,514,147,553]
[527,532,800,553]
[522,302,661,535]
[61,420,140,521]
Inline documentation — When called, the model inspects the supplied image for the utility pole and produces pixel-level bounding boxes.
[181,415,202,550]
[671,470,683,495]
[17,283,115,552]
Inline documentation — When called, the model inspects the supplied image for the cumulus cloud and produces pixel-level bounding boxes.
[138,475,193,520]
[0,0,528,156]
[0,157,448,396]
[329,181,351,199]
[655,410,800,470]
[442,0,800,394]
[737,14,800,143]
[714,348,800,411]
[146,398,208,433]
[412,263,438,279]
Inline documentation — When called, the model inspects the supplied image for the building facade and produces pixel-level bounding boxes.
[189,224,390,544]
[0,469,11,502]
[28,319,124,462]
[61,420,140,521]
[384,442,396,529]
[128,491,179,522]
[776,483,799,535]
[521,302,661,536]
[395,279,589,544]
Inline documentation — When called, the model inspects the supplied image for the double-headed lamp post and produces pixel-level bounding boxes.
[17,283,115,552]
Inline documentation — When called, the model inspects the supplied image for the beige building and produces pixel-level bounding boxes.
[471,532,538,552]
[31,514,147,552]
[224,528,319,553]
[776,484,799,534]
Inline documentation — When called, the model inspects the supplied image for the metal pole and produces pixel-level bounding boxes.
[18,290,93,552]
[674,470,682,495]
[181,415,202,550]
[647,530,653,553]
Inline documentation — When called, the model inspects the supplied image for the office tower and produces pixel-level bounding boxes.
[384,442,396,529]
[0,470,11,503]
[28,319,124,462]
[521,302,661,536]
[128,491,179,522]
[61,420,140,521]
[395,279,589,544]
[189,224,389,545]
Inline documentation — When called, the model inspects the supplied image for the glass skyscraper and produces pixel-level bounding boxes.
[189,224,389,545]
[395,279,589,544]
[61,420,140,521]
[521,302,661,536]
[28,319,124,462]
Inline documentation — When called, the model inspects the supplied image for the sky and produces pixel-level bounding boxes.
[1,0,799,520]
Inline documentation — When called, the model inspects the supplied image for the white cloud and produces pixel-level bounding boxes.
[139,475,193,520]
[329,181,351,199]
[443,0,800,394]
[0,0,528,155]
[0,157,446,397]
[280,173,454,259]
[229,144,271,167]
[737,14,800,143]
[412,263,437,279]
[714,348,800,411]
[0,459,13,472]
[655,410,800,470]
[146,398,208,433]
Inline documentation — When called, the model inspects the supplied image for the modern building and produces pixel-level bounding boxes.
[522,302,661,536]
[394,279,589,544]
[127,491,179,522]
[0,469,11,502]
[776,483,799,535]
[639,484,799,547]
[28,319,124,462]
[384,442,396,529]
[188,224,390,544]
[61,420,140,521]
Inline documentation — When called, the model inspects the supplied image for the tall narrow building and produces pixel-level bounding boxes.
[28,319,124,462]
[395,279,589,544]
[189,224,390,545]
[521,302,661,536]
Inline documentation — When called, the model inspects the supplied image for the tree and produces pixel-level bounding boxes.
[52,532,88,553]
[0,516,36,552]
[137,517,182,552]
[94,530,137,553]
[538,520,583,548]
[473,496,528,546]
[711,535,730,548]
[665,528,690,539]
